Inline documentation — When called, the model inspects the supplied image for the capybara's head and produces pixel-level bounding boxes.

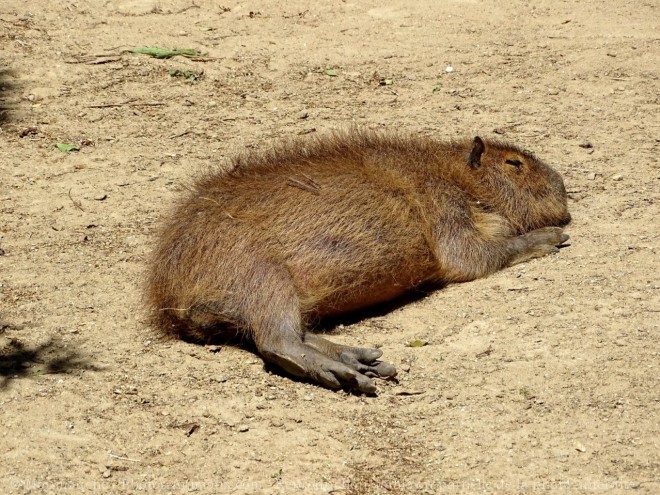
[462,136,571,233]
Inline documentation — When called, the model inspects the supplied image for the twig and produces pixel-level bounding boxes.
[286,175,321,195]
[159,306,193,312]
[109,453,141,463]
[200,197,238,220]
[68,189,84,212]
[170,129,192,139]
[175,2,200,14]
[300,172,320,189]
[186,56,218,62]
[476,345,494,358]
[64,55,122,65]
[86,100,166,108]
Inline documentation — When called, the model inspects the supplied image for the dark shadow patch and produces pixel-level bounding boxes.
[0,335,100,390]
[0,65,15,124]
[313,286,440,332]
[184,285,440,348]
[176,326,256,350]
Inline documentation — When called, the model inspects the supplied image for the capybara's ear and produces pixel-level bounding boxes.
[468,136,485,169]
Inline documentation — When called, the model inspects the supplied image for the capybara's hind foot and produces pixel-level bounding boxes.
[261,336,395,393]
[304,333,397,379]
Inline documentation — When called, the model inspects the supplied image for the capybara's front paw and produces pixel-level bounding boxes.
[527,226,569,248]
[507,227,569,266]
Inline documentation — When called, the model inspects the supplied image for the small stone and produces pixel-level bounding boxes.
[238,424,249,432]
[445,66,454,73]
[102,470,112,478]
[611,174,623,181]
[19,127,38,138]
[586,172,596,180]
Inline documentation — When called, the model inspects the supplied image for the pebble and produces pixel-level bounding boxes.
[611,174,623,181]
[238,425,249,432]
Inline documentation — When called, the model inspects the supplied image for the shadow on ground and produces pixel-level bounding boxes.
[0,64,16,124]
[0,333,99,389]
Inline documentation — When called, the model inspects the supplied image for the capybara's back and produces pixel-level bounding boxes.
[146,130,570,392]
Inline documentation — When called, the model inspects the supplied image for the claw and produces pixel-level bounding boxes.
[316,369,342,390]
[353,374,377,394]
[354,347,383,362]
[373,361,397,378]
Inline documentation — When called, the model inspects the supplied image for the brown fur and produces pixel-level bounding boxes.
[145,129,570,391]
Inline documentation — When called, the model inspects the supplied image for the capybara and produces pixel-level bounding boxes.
[146,130,571,393]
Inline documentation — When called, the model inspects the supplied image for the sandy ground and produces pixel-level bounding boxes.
[1,1,658,493]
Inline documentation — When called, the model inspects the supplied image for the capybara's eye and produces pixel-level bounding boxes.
[505,159,523,167]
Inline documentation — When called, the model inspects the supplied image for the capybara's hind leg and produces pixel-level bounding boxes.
[245,267,380,393]
[304,333,397,379]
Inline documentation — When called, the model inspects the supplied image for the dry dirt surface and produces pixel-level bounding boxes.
[1,1,658,494]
